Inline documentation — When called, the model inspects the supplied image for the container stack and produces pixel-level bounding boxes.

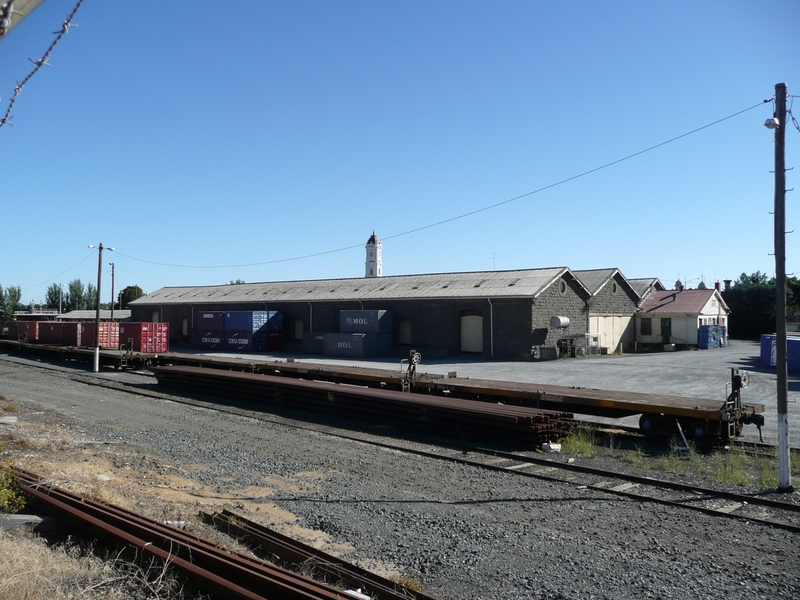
[324,310,392,358]
[222,311,284,352]
[194,312,225,350]
[119,322,169,353]
[698,325,727,349]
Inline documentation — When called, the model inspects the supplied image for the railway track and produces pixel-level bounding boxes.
[56,364,800,534]
[7,357,799,540]
[13,468,428,600]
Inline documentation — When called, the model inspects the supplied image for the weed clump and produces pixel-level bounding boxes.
[0,467,25,513]
[560,426,597,458]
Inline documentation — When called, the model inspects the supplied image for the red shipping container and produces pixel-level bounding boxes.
[21,321,40,341]
[62,322,81,346]
[38,321,65,345]
[80,322,120,349]
[119,322,169,353]
[7,321,21,339]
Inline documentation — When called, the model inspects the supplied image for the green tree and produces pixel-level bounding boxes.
[721,272,775,340]
[2,286,22,319]
[119,285,144,309]
[85,283,97,310]
[45,284,62,309]
[65,279,85,311]
[229,279,245,285]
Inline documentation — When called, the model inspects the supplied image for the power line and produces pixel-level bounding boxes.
[20,251,94,291]
[73,100,773,272]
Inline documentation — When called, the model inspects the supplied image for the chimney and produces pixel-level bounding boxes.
[723,279,732,292]
[714,281,720,292]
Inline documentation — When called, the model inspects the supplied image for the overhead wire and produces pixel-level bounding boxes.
[20,251,95,291]
[114,100,770,270]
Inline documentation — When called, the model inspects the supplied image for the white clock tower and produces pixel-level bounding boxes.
[365,230,382,278]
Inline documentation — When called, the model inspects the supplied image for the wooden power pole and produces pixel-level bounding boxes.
[772,82,793,492]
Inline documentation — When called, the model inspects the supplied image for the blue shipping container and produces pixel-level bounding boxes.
[339,310,392,334]
[760,334,800,372]
[224,311,284,333]
[324,332,378,358]
[197,311,225,331]
[303,332,326,354]
[224,331,256,352]
[267,312,284,331]
[195,330,224,350]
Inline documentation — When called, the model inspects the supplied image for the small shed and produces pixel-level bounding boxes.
[636,289,730,347]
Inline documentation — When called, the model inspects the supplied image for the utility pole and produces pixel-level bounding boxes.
[88,243,114,373]
[772,82,793,492]
[93,244,104,373]
[109,262,115,322]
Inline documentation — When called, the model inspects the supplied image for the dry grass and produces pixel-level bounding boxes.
[0,530,208,599]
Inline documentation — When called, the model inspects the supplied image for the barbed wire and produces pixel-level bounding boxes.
[0,0,85,129]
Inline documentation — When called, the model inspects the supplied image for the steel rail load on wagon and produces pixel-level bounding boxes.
[415,369,764,443]
[0,339,764,442]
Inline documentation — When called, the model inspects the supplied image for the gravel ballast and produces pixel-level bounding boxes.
[1,355,798,600]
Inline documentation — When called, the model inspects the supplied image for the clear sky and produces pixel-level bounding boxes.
[2,0,799,306]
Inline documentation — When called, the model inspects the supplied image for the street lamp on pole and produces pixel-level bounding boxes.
[766,82,793,493]
[88,243,114,373]
[109,262,115,322]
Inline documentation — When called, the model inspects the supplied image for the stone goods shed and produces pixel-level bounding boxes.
[129,267,593,360]
[573,269,640,353]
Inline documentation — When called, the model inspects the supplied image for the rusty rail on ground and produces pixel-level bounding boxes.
[12,469,374,599]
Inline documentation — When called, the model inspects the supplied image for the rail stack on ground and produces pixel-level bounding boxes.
[151,365,577,445]
[13,469,366,600]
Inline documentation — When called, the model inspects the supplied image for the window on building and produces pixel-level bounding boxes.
[182,318,188,336]
[641,318,652,335]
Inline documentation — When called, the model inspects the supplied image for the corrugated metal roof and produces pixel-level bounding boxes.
[131,268,583,305]
[628,278,666,298]
[55,310,132,321]
[639,290,728,314]
[572,269,618,296]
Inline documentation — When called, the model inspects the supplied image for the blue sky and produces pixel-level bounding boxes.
[2,0,799,305]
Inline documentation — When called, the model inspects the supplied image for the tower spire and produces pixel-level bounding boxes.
[365,230,382,277]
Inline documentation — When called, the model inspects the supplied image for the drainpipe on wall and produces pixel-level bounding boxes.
[359,300,363,309]
[307,302,313,332]
[487,298,494,357]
